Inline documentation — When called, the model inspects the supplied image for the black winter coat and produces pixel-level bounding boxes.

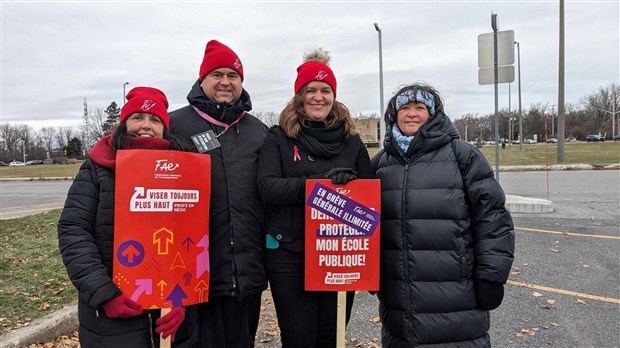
[257,126,373,253]
[58,159,197,347]
[169,81,268,298]
[371,112,515,347]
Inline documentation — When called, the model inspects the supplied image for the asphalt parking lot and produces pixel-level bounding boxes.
[339,171,620,348]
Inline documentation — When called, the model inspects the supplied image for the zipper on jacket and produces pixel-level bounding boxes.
[220,145,239,296]
[230,221,238,295]
[401,163,415,342]
[148,311,155,348]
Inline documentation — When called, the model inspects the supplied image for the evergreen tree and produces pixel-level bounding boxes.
[66,137,83,158]
[102,101,121,135]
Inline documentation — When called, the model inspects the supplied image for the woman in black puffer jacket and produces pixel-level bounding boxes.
[58,87,197,347]
[257,48,373,347]
[371,83,515,347]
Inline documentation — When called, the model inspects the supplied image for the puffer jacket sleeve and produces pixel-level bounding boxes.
[58,160,121,308]
[459,145,515,283]
[257,128,307,204]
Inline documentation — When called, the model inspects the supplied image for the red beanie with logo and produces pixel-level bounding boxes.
[199,40,244,81]
[120,87,170,130]
[294,48,337,98]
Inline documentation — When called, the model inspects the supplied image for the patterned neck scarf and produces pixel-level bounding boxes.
[392,124,414,153]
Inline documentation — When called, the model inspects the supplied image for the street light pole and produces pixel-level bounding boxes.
[557,0,565,162]
[598,93,618,137]
[373,23,385,148]
[508,83,511,144]
[123,82,129,105]
[515,41,523,152]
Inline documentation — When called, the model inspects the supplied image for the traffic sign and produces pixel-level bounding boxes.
[478,30,515,67]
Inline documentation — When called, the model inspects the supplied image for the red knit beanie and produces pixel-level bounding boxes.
[199,40,244,81]
[294,48,337,98]
[120,87,170,130]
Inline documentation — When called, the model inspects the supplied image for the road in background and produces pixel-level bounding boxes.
[0,180,72,219]
[341,170,620,347]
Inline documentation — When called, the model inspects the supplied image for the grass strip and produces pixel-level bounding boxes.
[0,209,77,334]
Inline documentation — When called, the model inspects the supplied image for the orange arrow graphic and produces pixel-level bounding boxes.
[194,280,209,302]
[153,227,173,255]
[157,280,167,292]
[157,280,167,299]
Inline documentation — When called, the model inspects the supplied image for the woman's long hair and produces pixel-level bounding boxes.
[111,123,187,151]
[279,85,356,138]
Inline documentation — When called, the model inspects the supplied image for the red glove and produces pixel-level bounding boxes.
[102,295,144,318]
[156,307,186,343]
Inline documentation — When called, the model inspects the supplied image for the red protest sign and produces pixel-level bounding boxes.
[305,179,381,291]
[113,150,211,309]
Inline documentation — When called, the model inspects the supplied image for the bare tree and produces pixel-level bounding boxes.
[55,126,75,151]
[0,122,22,160]
[582,82,620,137]
[17,123,36,150]
[453,113,479,141]
[81,108,106,149]
[39,126,56,157]
[254,111,279,127]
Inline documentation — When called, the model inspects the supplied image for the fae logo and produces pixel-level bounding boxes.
[315,70,328,81]
[335,188,350,195]
[233,58,242,69]
[155,159,180,172]
[141,100,156,112]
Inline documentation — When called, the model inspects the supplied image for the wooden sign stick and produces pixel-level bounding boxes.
[160,307,172,348]
[336,291,346,348]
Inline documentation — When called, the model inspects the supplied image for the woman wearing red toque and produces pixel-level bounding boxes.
[257,48,373,347]
[58,87,196,347]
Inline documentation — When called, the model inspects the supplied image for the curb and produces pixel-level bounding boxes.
[0,177,75,181]
[0,305,77,348]
[505,195,553,213]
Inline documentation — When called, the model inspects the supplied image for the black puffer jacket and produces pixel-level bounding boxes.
[257,126,374,253]
[58,159,197,347]
[169,80,268,298]
[371,112,515,347]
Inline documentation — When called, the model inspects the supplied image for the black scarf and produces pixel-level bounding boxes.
[296,120,346,159]
[186,79,251,124]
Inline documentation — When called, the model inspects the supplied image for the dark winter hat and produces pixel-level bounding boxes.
[199,40,244,81]
[120,87,170,130]
[294,48,337,98]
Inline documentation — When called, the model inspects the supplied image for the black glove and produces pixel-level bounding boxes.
[323,168,358,185]
[475,279,504,310]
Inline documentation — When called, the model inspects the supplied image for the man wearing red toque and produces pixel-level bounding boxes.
[169,40,267,347]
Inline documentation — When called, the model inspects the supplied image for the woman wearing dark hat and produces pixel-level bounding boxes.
[58,87,197,347]
[371,82,515,347]
[257,48,373,347]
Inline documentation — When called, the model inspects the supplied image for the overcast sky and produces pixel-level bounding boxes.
[1,0,618,131]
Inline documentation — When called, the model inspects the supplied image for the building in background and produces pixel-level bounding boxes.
[353,116,380,146]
